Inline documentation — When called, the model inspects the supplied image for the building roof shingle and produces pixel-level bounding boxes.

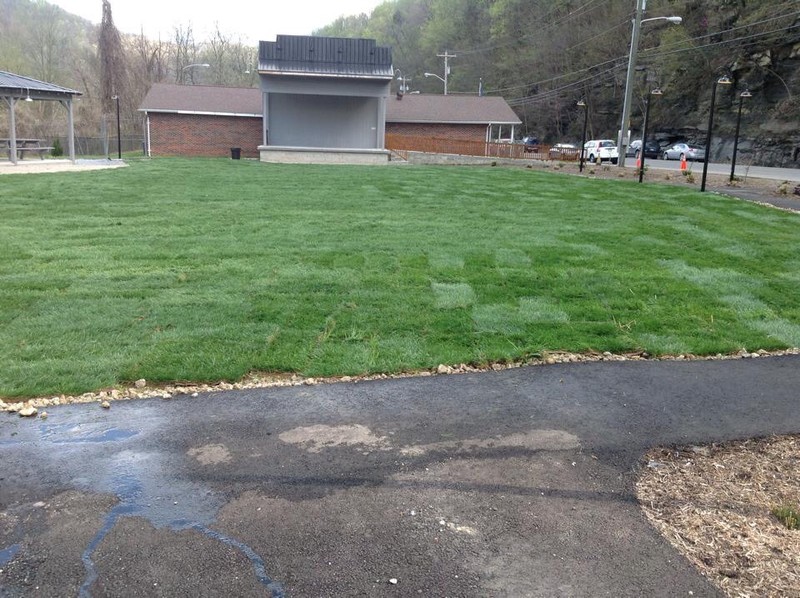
[138,84,521,126]
[139,84,261,116]
[387,94,521,125]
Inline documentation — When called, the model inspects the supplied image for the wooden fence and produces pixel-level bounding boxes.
[385,134,580,162]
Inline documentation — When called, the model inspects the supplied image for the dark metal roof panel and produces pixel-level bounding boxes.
[0,70,81,95]
[259,35,392,78]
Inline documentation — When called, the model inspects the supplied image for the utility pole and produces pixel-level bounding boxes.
[437,51,456,95]
[618,0,645,168]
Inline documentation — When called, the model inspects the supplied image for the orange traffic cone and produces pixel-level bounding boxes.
[680,156,687,171]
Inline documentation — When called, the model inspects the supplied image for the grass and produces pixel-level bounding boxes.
[1,157,798,398]
[772,504,800,530]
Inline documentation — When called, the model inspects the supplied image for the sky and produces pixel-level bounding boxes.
[47,0,385,44]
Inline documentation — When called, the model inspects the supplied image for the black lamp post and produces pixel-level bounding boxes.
[577,99,588,173]
[111,94,121,159]
[700,75,732,192]
[730,89,752,182]
[638,87,662,183]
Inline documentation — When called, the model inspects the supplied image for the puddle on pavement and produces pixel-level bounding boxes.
[39,423,139,444]
[1,416,284,597]
[0,543,20,566]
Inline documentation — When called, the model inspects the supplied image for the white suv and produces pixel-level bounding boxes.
[583,139,619,164]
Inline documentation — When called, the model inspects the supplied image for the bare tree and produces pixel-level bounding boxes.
[173,24,198,84]
[99,0,126,115]
[208,23,230,85]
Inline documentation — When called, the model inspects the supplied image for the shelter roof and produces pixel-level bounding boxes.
[259,35,393,79]
[139,84,262,117]
[0,71,81,100]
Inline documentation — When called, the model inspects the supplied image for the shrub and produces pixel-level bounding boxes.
[51,138,63,157]
[772,505,799,530]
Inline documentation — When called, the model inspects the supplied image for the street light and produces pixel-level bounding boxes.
[395,69,409,94]
[111,94,121,160]
[424,72,447,95]
[730,89,752,182]
[181,63,210,85]
[577,100,588,173]
[618,2,681,167]
[638,87,662,183]
[700,75,732,192]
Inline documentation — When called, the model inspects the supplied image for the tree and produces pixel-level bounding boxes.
[99,0,126,115]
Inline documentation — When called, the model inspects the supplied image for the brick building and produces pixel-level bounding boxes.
[140,85,262,159]
[386,93,521,143]
[139,84,520,158]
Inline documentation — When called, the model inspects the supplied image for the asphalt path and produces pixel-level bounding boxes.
[642,158,800,182]
[2,356,799,597]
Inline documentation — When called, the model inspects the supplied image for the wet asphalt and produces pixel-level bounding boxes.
[1,355,799,597]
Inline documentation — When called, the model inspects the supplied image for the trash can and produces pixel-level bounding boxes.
[230,147,241,160]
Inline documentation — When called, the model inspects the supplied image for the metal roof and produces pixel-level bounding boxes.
[259,35,393,79]
[139,84,262,116]
[137,84,522,126]
[0,71,81,99]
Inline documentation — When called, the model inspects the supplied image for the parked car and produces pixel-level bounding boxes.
[582,139,619,164]
[662,142,706,162]
[627,139,661,159]
[548,143,580,159]
[522,136,540,152]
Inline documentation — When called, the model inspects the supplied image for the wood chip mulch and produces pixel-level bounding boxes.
[636,435,800,598]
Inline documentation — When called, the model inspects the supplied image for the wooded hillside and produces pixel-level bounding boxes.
[1,0,798,166]
[318,0,800,166]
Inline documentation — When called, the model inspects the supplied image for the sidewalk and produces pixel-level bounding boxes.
[2,355,798,596]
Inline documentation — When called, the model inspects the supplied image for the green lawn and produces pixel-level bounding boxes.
[1,157,798,398]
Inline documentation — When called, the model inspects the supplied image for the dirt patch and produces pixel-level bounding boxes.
[636,435,800,597]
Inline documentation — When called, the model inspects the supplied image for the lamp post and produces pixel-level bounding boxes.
[111,94,121,159]
[638,87,662,183]
[181,63,210,85]
[730,89,752,182]
[395,69,410,94]
[618,1,681,168]
[700,75,732,192]
[577,100,588,173]
[424,72,447,95]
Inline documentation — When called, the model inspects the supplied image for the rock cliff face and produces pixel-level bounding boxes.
[644,40,799,168]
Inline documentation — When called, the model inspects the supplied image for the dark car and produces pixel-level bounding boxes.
[522,136,540,152]
[627,139,661,159]
[635,140,661,160]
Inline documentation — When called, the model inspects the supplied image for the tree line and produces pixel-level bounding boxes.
[1,0,798,163]
[1,0,258,143]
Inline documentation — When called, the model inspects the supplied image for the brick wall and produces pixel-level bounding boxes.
[147,113,262,158]
[386,122,489,142]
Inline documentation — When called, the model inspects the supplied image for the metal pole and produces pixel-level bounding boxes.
[114,95,121,159]
[618,0,644,168]
[578,101,588,173]
[700,80,718,193]
[730,91,750,182]
[639,95,652,183]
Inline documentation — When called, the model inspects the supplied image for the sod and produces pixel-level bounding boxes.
[1,158,798,397]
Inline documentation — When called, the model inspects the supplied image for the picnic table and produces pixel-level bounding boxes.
[1,138,54,160]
